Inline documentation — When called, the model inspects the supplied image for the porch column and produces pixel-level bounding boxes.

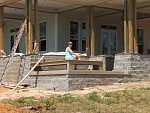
[133,0,138,53]
[125,0,137,53]
[124,0,129,53]
[90,6,95,56]
[85,6,90,56]
[33,0,39,53]
[25,0,33,54]
[0,7,4,56]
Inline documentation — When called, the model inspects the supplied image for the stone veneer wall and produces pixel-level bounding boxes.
[3,54,150,91]
[0,55,89,84]
[114,54,150,80]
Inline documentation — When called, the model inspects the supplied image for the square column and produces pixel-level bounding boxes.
[85,6,95,56]
[0,7,4,56]
[25,0,33,54]
[124,0,137,54]
[90,6,95,56]
[85,6,90,56]
[33,0,39,53]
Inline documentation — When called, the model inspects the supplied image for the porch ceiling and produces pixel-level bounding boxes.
[2,0,150,20]
[0,0,20,6]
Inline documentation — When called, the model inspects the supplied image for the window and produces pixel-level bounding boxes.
[137,29,144,54]
[81,23,86,51]
[70,21,86,51]
[70,21,79,50]
[39,21,46,51]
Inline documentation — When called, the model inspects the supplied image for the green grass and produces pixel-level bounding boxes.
[1,88,150,113]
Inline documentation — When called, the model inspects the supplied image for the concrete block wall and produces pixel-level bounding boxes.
[114,54,150,80]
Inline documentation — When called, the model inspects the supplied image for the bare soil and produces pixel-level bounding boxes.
[0,81,150,113]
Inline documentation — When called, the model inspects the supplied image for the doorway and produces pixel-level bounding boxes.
[101,28,117,55]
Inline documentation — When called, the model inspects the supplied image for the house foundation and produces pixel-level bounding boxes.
[0,54,150,91]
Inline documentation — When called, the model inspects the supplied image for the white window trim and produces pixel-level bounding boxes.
[39,20,47,53]
[69,20,80,52]
[69,20,86,52]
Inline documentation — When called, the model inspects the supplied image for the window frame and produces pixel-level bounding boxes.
[39,20,47,52]
[69,20,80,51]
[69,20,86,52]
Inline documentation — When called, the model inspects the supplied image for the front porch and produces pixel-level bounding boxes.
[0,0,150,91]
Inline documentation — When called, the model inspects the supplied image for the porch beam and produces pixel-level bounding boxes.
[6,3,57,13]
[89,0,114,6]
[0,7,4,56]
[4,13,24,20]
[49,0,87,5]
[57,4,83,12]
[0,0,19,6]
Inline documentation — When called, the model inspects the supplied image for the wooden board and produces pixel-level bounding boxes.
[30,70,131,75]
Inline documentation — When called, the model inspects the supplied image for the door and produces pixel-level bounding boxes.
[101,30,117,55]
[10,33,19,53]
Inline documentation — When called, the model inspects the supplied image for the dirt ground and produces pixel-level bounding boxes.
[0,81,150,113]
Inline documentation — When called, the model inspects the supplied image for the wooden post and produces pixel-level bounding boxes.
[127,0,134,53]
[90,6,95,56]
[25,0,28,53]
[85,6,90,56]
[0,7,4,56]
[124,0,129,53]
[28,0,33,53]
[33,0,39,53]
[133,0,138,53]
[25,0,33,54]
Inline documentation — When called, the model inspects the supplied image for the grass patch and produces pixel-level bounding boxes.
[1,88,150,113]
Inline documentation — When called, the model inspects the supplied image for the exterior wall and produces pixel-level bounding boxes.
[114,54,150,80]
[4,20,23,54]
[94,13,124,55]
[137,19,150,54]
[57,10,85,52]
[57,11,124,55]
[4,12,56,55]
[3,11,150,55]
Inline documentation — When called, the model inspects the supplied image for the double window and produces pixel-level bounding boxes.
[70,21,86,52]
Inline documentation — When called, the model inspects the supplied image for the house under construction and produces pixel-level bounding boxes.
[0,0,150,91]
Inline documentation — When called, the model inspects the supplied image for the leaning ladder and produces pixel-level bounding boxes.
[0,19,27,84]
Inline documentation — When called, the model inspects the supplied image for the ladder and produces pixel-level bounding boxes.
[0,19,27,84]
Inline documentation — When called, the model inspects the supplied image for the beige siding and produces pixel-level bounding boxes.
[4,12,55,55]
[137,19,150,54]
[4,20,23,55]
[57,10,85,52]
[57,11,124,55]
[94,13,124,55]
